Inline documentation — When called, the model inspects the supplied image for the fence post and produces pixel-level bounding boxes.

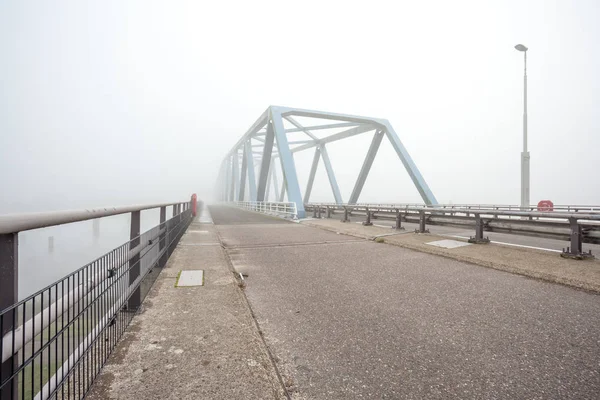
[394,209,404,230]
[341,207,350,223]
[414,210,429,233]
[468,214,490,244]
[561,217,594,259]
[159,206,167,268]
[0,233,18,400]
[363,208,373,226]
[128,211,141,311]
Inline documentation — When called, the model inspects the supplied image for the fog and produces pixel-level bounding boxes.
[1,0,599,214]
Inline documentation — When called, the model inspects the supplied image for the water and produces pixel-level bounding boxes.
[18,208,162,300]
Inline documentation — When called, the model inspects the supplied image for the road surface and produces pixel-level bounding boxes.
[210,205,600,399]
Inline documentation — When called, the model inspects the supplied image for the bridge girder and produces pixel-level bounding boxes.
[218,106,438,218]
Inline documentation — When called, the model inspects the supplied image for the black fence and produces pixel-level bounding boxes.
[0,206,193,400]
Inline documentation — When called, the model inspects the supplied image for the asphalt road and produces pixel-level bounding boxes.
[210,205,600,399]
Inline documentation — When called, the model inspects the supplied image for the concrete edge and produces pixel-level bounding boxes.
[301,220,600,295]
[213,228,292,399]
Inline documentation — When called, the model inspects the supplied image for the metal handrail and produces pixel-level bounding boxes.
[305,203,598,259]
[232,201,298,219]
[0,201,188,235]
[0,199,196,400]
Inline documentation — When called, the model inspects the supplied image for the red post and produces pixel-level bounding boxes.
[191,193,198,216]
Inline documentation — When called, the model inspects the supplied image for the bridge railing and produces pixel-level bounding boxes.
[0,199,196,400]
[305,203,600,259]
[232,201,298,219]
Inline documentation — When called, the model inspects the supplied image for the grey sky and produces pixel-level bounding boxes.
[1,0,598,213]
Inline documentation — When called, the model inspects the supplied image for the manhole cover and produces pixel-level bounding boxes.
[426,239,472,249]
[176,270,204,287]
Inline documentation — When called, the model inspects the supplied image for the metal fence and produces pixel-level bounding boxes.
[232,201,298,219]
[0,201,195,400]
[305,203,600,259]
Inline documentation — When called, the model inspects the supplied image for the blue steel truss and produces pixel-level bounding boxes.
[218,106,438,218]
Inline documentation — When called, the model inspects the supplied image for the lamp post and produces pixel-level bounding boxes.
[515,44,529,210]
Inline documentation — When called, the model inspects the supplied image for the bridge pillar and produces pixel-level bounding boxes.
[128,210,141,311]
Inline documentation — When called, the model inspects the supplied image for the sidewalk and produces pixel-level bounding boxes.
[301,218,600,293]
[87,218,286,400]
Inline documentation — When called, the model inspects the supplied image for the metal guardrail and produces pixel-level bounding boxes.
[0,200,196,400]
[232,201,298,219]
[305,203,600,259]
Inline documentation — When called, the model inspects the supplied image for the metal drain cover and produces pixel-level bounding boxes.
[176,270,204,287]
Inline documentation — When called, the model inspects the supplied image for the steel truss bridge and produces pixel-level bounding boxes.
[217,106,438,218]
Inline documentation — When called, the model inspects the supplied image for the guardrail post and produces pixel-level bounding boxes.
[414,210,429,233]
[561,218,593,259]
[341,207,350,223]
[393,209,405,230]
[468,214,490,244]
[0,233,18,400]
[363,208,373,226]
[159,206,167,268]
[128,211,141,311]
[326,206,332,218]
[317,205,322,219]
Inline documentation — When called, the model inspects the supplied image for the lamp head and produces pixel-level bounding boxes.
[515,44,528,52]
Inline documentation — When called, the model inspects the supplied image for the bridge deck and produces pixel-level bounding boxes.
[90,206,600,399]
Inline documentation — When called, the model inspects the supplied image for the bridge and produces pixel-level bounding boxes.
[1,108,599,399]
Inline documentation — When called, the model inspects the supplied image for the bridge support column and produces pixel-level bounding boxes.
[271,108,306,218]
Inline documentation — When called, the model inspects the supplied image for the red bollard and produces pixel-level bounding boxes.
[191,193,198,216]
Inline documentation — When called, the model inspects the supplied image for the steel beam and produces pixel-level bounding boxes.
[265,158,273,201]
[304,147,321,203]
[291,125,375,153]
[383,121,438,205]
[244,140,257,201]
[232,151,240,201]
[283,116,319,140]
[238,146,247,201]
[257,122,275,201]
[320,144,343,204]
[272,160,280,202]
[285,122,359,133]
[228,155,235,202]
[271,108,306,218]
[349,130,384,204]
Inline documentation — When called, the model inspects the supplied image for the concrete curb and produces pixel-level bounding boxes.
[302,220,600,294]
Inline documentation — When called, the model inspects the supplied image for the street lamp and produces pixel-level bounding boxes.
[515,44,529,210]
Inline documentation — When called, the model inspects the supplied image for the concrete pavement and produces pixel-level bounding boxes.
[87,211,286,400]
[212,205,600,399]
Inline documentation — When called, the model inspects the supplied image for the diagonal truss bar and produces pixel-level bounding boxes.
[244,140,257,201]
[271,108,305,217]
[272,158,280,202]
[238,146,247,201]
[349,130,384,204]
[383,122,438,205]
[304,147,321,203]
[232,151,240,201]
[265,158,273,201]
[291,125,375,153]
[284,116,319,141]
[228,155,235,201]
[319,144,343,204]
[256,122,275,201]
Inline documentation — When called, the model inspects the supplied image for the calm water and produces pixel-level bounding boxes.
[18,208,163,299]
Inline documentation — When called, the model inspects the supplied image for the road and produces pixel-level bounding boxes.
[210,205,600,399]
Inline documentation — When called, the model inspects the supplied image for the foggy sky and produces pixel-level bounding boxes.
[1,0,599,213]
